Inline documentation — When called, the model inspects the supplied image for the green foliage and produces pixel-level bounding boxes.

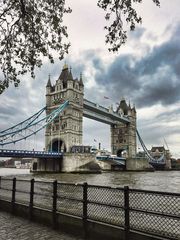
[97,0,160,52]
[0,0,71,94]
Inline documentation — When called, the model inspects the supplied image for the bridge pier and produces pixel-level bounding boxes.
[32,158,62,173]
[31,153,101,173]
[126,157,153,171]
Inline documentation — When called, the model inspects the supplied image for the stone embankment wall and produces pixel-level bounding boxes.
[62,153,100,173]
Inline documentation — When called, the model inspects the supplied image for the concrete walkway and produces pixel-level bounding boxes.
[0,211,81,240]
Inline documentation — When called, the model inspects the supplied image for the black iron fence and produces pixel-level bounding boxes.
[0,176,179,240]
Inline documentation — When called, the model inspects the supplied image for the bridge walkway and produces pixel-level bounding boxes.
[0,211,81,240]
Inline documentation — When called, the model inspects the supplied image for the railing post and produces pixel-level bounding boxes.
[124,186,130,240]
[53,180,57,229]
[29,178,34,220]
[83,182,88,238]
[12,177,16,213]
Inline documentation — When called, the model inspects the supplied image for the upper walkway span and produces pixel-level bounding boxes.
[83,99,130,125]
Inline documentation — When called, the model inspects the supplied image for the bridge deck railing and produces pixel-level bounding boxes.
[0,149,63,158]
[0,177,179,240]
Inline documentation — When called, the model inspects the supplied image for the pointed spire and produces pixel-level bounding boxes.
[132,103,136,113]
[68,66,73,80]
[128,100,131,110]
[119,97,128,115]
[79,72,84,86]
[46,74,52,87]
[63,62,68,70]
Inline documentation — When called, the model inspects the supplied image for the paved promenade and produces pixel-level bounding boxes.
[0,211,81,240]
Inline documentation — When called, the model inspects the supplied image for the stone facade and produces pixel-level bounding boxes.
[111,98,137,158]
[45,64,84,152]
[45,65,137,158]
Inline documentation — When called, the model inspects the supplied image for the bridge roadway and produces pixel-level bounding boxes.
[0,149,63,158]
[83,99,130,125]
[96,155,126,166]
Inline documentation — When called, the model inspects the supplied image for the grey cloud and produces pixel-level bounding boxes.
[156,107,180,120]
[89,23,180,109]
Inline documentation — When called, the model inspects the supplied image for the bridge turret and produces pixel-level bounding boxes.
[46,74,52,92]
[67,67,74,90]
[111,98,137,158]
[45,63,84,153]
[79,73,84,91]
[46,74,52,107]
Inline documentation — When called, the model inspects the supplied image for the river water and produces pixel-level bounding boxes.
[0,168,179,193]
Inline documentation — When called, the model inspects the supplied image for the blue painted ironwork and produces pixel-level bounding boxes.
[136,130,165,167]
[96,155,126,165]
[0,107,46,136]
[0,149,63,158]
[0,101,69,146]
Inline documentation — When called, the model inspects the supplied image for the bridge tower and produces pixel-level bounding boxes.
[45,64,84,152]
[111,98,137,158]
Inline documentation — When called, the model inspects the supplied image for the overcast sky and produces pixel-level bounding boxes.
[0,0,180,157]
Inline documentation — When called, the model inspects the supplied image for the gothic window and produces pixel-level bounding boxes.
[119,129,123,135]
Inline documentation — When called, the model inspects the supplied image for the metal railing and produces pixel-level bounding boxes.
[0,149,63,158]
[0,177,179,240]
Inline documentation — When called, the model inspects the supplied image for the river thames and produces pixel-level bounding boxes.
[0,168,179,193]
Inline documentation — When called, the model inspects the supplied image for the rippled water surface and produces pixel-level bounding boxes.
[0,168,179,193]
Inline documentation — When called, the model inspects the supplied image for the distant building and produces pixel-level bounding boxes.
[171,158,180,170]
[150,146,171,169]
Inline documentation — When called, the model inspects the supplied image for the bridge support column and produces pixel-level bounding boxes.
[32,158,63,173]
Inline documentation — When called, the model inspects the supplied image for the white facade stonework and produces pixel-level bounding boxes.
[111,99,137,158]
[45,64,84,153]
[45,66,137,158]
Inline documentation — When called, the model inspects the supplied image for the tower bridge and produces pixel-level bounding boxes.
[0,64,153,172]
[45,64,137,159]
